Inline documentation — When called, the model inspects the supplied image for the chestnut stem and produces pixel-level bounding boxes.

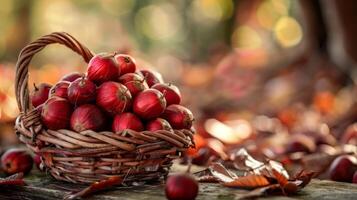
[33,83,38,91]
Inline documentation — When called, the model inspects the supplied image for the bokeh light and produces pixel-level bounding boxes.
[100,0,134,16]
[274,16,303,48]
[190,0,234,24]
[135,4,182,41]
[231,26,262,50]
[256,0,290,30]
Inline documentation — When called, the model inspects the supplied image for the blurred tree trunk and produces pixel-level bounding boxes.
[320,0,357,81]
[300,0,357,76]
[4,0,32,61]
[299,0,327,57]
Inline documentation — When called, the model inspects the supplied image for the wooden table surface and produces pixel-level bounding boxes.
[1,170,357,200]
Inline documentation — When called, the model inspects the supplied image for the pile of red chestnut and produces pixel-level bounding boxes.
[30,53,194,133]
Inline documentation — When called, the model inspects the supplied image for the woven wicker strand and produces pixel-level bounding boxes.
[14,32,194,184]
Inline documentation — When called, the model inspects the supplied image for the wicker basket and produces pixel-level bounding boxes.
[14,32,194,184]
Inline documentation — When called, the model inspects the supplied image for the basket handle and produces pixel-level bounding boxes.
[15,32,94,113]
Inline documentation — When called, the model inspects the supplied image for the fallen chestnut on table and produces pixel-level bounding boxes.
[328,155,357,182]
[165,173,199,200]
[1,148,33,175]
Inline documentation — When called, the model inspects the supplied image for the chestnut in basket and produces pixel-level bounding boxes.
[87,53,119,84]
[138,69,164,87]
[133,89,166,119]
[70,104,106,132]
[119,73,149,97]
[146,118,172,132]
[115,54,136,75]
[67,77,97,105]
[152,83,181,105]
[112,112,144,132]
[96,81,132,115]
[30,83,52,108]
[49,81,70,99]
[41,97,73,130]
[162,105,194,129]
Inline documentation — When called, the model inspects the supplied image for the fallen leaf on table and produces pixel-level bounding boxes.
[230,148,264,172]
[238,170,314,199]
[293,170,315,188]
[272,168,288,186]
[198,149,315,199]
[0,173,25,186]
[223,174,270,189]
[230,149,289,179]
[63,176,123,200]
[193,168,219,182]
[209,163,237,182]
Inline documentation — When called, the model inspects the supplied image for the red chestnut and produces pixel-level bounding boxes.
[41,97,73,130]
[165,173,199,200]
[138,69,164,87]
[1,148,33,175]
[328,155,357,182]
[60,72,84,82]
[30,83,52,108]
[67,77,96,105]
[49,81,70,99]
[285,134,316,153]
[133,89,166,119]
[115,54,136,75]
[162,105,194,129]
[112,112,144,133]
[119,73,149,97]
[87,53,119,85]
[146,118,172,131]
[152,83,181,105]
[96,81,132,115]
[70,104,106,132]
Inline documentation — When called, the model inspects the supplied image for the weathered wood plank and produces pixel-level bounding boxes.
[1,171,357,200]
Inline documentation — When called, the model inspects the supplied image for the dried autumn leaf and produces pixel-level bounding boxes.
[239,170,315,199]
[294,170,315,188]
[223,174,270,189]
[230,148,264,172]
[193,168,211,177]
[272,168,288,186]
[238,181,300,199]
[193,168,219,183]
[271,168,298,195]
[231,148,289,179]
[63,176,123,200]
[2,172,24,180]
[267,160,289,179]
[197,175,219,183]
[209,163,238,183]
[282,182,298,195]
[0,173,25,186]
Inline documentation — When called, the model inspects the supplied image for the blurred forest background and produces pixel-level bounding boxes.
[0,0,357,163]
